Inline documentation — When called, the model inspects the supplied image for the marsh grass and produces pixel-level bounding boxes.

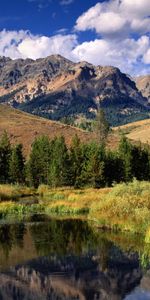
[0,201,44,219]
[1,181,150,239]
[89,180,150,234]
[0,184,35,201]
[145,227,150,244]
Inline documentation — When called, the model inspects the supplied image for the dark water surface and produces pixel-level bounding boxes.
[0,215,150,300]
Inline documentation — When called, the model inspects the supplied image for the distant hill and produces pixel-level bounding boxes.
[0,105,149,157]
[0,104,94,156]
[0,55,149,127]
[115,118,150,145]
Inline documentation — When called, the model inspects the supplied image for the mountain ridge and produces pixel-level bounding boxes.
[0,54,149,126]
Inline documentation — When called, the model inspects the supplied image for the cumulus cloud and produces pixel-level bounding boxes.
[75,0,150,38]
[143,49,150,64]
[73,35,150,75]
[0,30,77,60]
[0,29,150,75]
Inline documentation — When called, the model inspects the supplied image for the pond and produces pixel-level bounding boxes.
[0,215,150,300]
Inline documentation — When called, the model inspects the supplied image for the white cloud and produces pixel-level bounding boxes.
[0,30,77,60]
[121,0,150,18]
[143,49,150,64]
[0,19,150,76]
[75,0,150,37]
[73,35,150,75]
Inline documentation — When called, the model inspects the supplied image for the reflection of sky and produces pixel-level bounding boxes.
[125,289,150,300]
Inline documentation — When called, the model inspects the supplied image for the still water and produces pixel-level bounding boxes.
[0,216,150,300]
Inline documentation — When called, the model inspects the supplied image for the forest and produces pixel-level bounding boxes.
[0,130,149,188]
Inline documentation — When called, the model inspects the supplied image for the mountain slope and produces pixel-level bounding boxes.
[135,75,150,103]
[0,105,149,159]
[0,104,94,156]
[0,55,149,126]
[115,118,150,144]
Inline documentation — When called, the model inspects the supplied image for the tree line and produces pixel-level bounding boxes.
[0,131,149,188]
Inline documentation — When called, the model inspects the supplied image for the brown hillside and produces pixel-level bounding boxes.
[114,119,150,144]
[0,104,94,156]
[1,104,148,157]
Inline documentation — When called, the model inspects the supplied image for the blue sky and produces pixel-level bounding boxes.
[0,0,98,39]
[0,0,150,75]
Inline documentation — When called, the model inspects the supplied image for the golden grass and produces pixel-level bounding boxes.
[1,181,150,240]
[114,118,150,144]
[0,184,35,201]
[38,182,150,233]
[89,180,150,234]
[145,227,150,243]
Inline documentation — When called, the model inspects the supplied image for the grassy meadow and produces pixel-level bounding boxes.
[0,184,35,201]
[0,180,150,241]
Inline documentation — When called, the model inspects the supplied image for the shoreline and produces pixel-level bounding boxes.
[0,180,150,241]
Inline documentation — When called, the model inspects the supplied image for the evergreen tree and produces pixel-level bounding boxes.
[118,135,133,182]
[131,143,150,181]
[0,131,11,183]
[27,135,51,187]
[104,150,124,186]
[69,135,84,188]
[88,144,106,188]
[94,108,109,144]
[49,136,70,187]
[9,144,25,184]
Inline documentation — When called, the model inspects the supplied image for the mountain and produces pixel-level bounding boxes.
[0,55,149,126]
[0,104,94,156]
[135,75,150,103]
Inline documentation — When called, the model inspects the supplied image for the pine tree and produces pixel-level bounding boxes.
[0,131,11,183]
[104,150,124,186]
[27,135,51,187]
[131,143,150,181]
[69,135,84,188]
[88,144,106,188]
[94,108,109,144]
[118,135,133,182]
[9,144,25,184]
[49,136,70,187]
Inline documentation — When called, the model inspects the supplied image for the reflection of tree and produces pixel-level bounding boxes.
[0,219,149,300]
[140,245,150,270]
[30,219,100,257]
[96,238,111,271]
[0,223,26,258]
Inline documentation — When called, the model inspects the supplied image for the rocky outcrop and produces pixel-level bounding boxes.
[134,75,150,103]
[0,55,149,126]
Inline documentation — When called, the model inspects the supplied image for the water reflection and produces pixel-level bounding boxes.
[0,216,149,300]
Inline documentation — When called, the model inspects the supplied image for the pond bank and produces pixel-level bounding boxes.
[0,180,150,241]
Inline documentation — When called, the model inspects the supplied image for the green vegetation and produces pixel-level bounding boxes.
[145,227,150,243]
[94,108,110,144]
[0,184,35,201]
[89,180,150,233]
[0,180,150,240]
[18,91,150,127]
[0,130,150,241]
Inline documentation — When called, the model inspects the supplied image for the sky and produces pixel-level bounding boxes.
[0,0,150,75]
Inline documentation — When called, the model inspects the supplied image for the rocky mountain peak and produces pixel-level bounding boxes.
[0,54,149,126]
